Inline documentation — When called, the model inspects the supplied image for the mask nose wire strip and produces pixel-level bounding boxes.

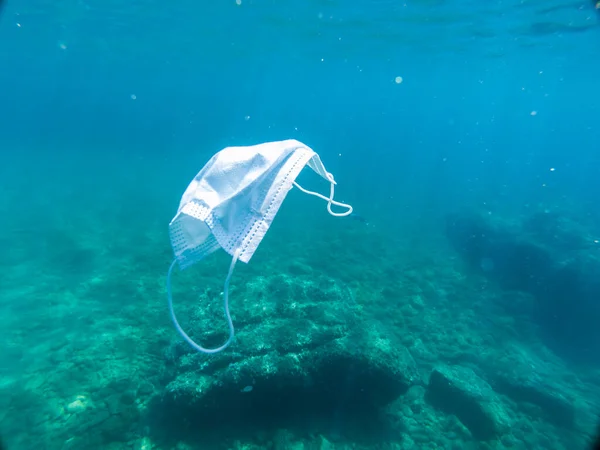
[167,248,241,354]
[292,172,353,217]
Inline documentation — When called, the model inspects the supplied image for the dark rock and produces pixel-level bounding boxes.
[445,211,554,293]
[445,210,600,362]
[539,256,600,359]
[425,365,510,440]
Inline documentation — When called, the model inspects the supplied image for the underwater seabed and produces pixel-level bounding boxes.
[1,206,599,450]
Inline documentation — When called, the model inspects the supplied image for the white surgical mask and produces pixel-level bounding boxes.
[167,139,352,353]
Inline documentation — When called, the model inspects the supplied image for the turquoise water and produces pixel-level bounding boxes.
[1,0,600,449]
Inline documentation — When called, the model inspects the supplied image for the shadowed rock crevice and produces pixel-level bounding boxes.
[147,353,408,447]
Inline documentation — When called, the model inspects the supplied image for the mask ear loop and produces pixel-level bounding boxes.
[292,172,353,217]
[167,248,240,354]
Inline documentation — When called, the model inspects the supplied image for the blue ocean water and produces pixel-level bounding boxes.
[1,0,600,449]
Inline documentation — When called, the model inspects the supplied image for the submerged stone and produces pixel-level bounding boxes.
[425,365,510,440]
[151,273,419,445]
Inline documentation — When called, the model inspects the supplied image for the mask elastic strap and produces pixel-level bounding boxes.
[292,172,353,217]
[167,248,240,354]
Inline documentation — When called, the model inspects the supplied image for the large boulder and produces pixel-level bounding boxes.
[149,271,420,446]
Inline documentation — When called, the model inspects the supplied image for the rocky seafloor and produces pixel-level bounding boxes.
[1,206,599,450]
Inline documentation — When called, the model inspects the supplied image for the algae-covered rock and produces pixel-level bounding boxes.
[425,365,511,440]
[152,272,418,445]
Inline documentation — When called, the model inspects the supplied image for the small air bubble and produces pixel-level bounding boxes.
[395,76,403,84]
